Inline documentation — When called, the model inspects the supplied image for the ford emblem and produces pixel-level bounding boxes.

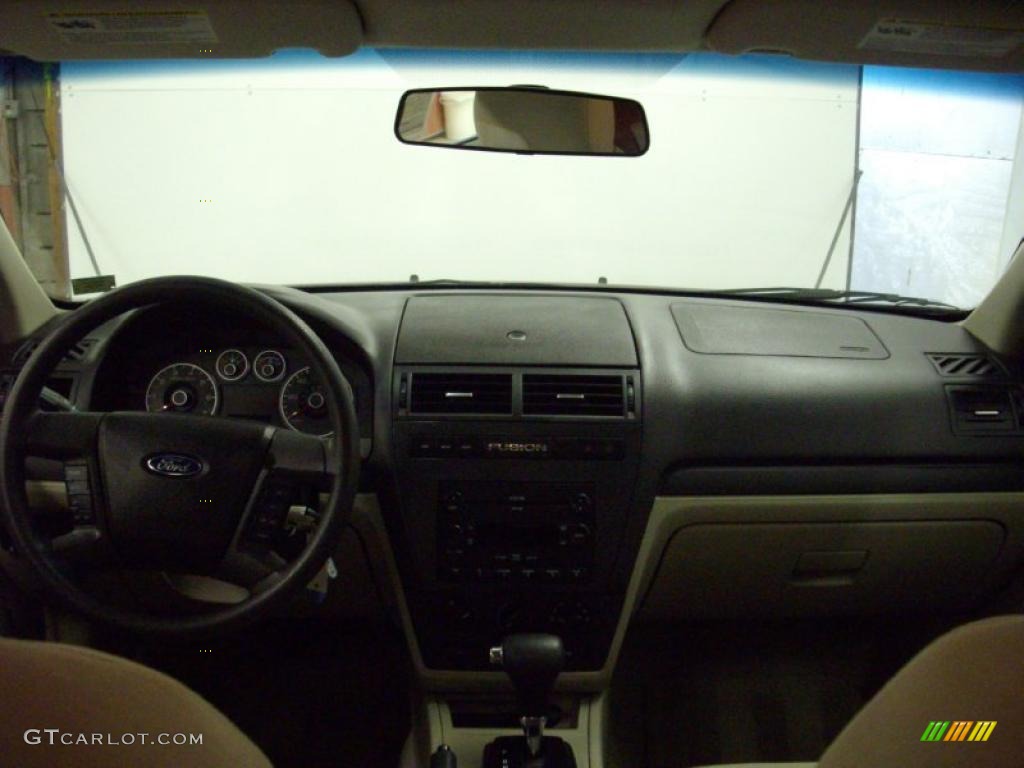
[143,453,204,478]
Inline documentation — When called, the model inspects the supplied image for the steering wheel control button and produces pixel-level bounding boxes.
[215,349,249,382]
[253,350,287,382]
[64,462,95,524]
[246,482,294,543]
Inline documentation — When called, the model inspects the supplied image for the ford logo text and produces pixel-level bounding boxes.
[143,453,204,478]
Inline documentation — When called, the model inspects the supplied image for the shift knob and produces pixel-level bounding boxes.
[490,633,565,718]
[430,744,457,768]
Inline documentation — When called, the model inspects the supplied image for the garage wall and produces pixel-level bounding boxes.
[59,50,860,294]
[851,67,1024,308]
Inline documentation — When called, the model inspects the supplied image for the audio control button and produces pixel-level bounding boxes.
[570,523,592,545]
[568,567,590,583]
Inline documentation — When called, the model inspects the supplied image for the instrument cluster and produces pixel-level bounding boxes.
[143,347,333,437]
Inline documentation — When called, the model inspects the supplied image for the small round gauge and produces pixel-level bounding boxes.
[215,349,249,382]
[253,350,286,382]
[279,367,333,437]
[145,363,219,416]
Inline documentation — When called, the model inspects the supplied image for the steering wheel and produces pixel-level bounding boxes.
[0,277,360,636]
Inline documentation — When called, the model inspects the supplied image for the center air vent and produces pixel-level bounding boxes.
[409,372,512,415]
[928,353,1004,379]
[523,374,625,417]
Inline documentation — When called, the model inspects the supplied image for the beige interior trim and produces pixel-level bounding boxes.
[637,493,1024,617]
[412,695,598,768]
[25,479,67,511]
[964,241,1024,355]
[0,213,57,345]
[0,0,362,60]
[350,493,652,693]
[0,1,728,60]
[23,487,1024,695]
[707,0,1024,73]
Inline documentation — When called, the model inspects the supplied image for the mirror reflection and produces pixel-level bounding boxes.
[396,88,649,156]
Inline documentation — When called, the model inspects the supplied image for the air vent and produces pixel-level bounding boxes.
[928,353,1004,379]
[947,386,1016,434]
[12,338,97,367]
[410,372,512,415]
[11,340,37,366]
[63,338,97,362]
[523,374,625,417]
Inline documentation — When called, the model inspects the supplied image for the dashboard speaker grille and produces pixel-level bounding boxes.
[523,374,624,417]
[409,372,512,415]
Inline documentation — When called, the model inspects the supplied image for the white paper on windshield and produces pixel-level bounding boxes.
[859,19,1024,58]
[47,11,218,45]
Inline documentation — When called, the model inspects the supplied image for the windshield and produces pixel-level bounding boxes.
[7,49,1024,309]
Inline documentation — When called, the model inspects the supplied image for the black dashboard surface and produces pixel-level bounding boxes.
[396,294,638,366]
[8,286,1024,491]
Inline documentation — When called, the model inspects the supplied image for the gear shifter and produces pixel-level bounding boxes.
[485,634,575,768]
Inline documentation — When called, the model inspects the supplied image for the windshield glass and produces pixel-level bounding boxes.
[8,50,1024,308]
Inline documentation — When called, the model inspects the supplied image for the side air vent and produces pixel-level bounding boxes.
[410,372,512,415]
[63,338,97,362]
[946,386,1016,434]
[928,353,1004,379]
[11,340,37,366]
[523,374,625,417]
[12,338,97,366]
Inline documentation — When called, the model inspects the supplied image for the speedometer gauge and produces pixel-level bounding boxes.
[145,363,219,416]
[279,367,333,437]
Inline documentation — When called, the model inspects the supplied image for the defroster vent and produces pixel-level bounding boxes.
[928,353,1005,379]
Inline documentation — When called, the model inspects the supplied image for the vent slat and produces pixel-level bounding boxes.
[410,372,512,415]
[12,338,97,367]
[523,374,624,417]
[947,385,1017,434]
[928,353,1004,379]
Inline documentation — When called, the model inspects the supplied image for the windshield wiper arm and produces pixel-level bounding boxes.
[721,287,962,312]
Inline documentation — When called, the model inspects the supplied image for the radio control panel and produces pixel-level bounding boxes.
[437,482,596,585]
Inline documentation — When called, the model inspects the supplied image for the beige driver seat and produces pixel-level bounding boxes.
[697,615,1024,768]
[0,636,271,767]
[0,616,1020,767]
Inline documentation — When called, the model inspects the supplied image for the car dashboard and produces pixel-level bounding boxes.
[4,284,1024,687]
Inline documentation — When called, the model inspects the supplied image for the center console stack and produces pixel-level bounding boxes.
[389,295,643,673]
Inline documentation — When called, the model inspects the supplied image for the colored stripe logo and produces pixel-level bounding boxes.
[921,721,997,742]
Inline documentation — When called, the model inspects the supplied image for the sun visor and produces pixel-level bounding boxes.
[0,1,363,60]
[707,0,1024,73]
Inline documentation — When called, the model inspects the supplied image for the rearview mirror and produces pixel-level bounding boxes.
[395,87,649,157]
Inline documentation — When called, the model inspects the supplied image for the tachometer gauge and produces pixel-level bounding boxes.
[279,367,333,437]
[145,363,219,416]
[215,349,249,381]
[253,350,286,382]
